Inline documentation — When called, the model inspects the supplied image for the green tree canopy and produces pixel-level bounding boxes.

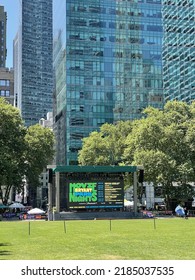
[123,100,195,206]
[0,98,26,204]
[78,100,195,208]
[25,124,55,187]
[0,98,55,204]
[78,121,132,165]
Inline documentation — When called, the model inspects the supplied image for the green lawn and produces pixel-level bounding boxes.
[0,218,195,260]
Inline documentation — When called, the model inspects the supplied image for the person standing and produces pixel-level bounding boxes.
[184,207,188,219]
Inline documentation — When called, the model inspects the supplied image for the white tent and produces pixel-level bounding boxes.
[124,200,142,207]
[124,199,133,207]
[27,208,45,214]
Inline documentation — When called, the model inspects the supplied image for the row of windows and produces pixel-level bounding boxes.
[69,1,161,15]
[0,90,10,96]
[66,76,162,88]
[0,79,10,86]
[68,117,110,127]
[69,20,163,32]
[67,48,161,60]
[163,12,194,21]
[68,33,162,45]
[163,0,194,6]
[66,90,113,100]
[66,87,162,99]
[69,7,162,19]
[67,105,113,114]
[67,64,162,75]
[68,63,161,73]
[163,54,195,62]
[165,26,195,34]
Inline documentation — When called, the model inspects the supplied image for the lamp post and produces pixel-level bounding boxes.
[133,171,138,213]
[133,166,144,214]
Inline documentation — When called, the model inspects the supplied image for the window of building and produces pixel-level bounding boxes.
[0,79,10,86]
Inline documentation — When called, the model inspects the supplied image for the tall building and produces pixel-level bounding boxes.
[162,0,195,102]
[0,6,7,67]
[14,0,53,126]
[53,0,164,165]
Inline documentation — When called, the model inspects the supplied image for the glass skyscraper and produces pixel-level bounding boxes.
[162,0,195,102]
[14,0,53,127]
[53,0,164,165]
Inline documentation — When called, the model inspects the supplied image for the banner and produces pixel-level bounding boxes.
[0,260,194,279]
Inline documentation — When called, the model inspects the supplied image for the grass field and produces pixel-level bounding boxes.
[0,218,195,260]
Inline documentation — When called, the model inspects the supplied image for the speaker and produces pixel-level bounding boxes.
[138,170,144,183]
[48,169,53,183]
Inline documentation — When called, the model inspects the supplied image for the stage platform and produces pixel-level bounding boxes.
[49,211,144,221]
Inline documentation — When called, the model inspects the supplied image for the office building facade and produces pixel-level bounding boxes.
[0,67,14,105]
[162,0,195,102]
[14,0,53,126]
[53,0,164,165]
[0,6,7,67]
[0,6,13,105]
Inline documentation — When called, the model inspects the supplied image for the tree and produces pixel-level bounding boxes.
[78,121,132,165]
[25,124,55,188]
[0,98,26,204]
[123,100,195,208]
[0,97,55,205]
[78,100,195,209]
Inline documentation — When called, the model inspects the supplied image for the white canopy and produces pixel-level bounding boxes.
[124,199,133,207]
[124,199,142,207]
[27,208,45,214]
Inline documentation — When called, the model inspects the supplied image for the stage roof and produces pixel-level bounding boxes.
[50,165,141,173]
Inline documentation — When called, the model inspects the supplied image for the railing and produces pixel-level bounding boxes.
[188,210,195,217]
[152,210,173,216]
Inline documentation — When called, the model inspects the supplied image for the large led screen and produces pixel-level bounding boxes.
[67,180,124,209]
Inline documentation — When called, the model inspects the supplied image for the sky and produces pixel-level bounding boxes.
[0,0,19,68]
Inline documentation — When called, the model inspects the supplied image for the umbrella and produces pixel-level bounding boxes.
[27,208,45,214]
[9,202,25,208]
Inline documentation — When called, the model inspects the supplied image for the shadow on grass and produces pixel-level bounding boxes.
[0,243,12,258]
